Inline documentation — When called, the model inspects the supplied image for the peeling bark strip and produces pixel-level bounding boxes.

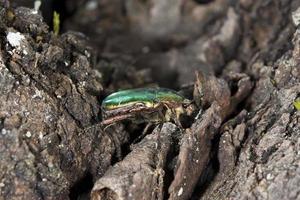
[91,123,177,200]
[168,71,252,200]
[169,103,222,200]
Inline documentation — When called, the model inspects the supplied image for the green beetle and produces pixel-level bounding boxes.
[101,88,192,127]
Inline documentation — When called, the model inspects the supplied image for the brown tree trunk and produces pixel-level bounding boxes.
[0,0,299,199]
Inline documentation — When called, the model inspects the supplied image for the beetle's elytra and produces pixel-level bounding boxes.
[101,87,192,126]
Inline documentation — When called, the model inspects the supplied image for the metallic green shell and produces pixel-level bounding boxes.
[101,88,186,110]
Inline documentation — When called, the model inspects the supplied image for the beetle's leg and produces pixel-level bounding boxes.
[174,106,185,129]
[162,103,184,128]
[143,122,153,135]
[101,113,134,126]
[146,107,163,125]
[132,122,154,144]
[164,108,172,122]
[131,108,165,145]
[156,106,167,122]
[161,103,172,122]
[173,110,183,129]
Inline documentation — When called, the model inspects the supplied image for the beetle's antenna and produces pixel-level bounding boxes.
[132,122,154,144]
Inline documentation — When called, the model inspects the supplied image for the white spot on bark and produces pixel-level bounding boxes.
[39,132,44,140]
[266,173,274,180]
[7,32,25,48]
[86,1,98,10]
[48,162,54,168]
[1,129,7,135]
[32,89,42,99]
[25,131,32,138]
[292,7,300,26]
[178,187,183,196]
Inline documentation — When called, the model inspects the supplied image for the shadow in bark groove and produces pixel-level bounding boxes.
[69,172,94,200]
[193,0,215,5]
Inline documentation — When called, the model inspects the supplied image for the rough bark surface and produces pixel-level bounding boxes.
[0,0,300,200]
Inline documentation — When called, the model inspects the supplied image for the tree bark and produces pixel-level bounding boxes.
[0,0,300,199]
